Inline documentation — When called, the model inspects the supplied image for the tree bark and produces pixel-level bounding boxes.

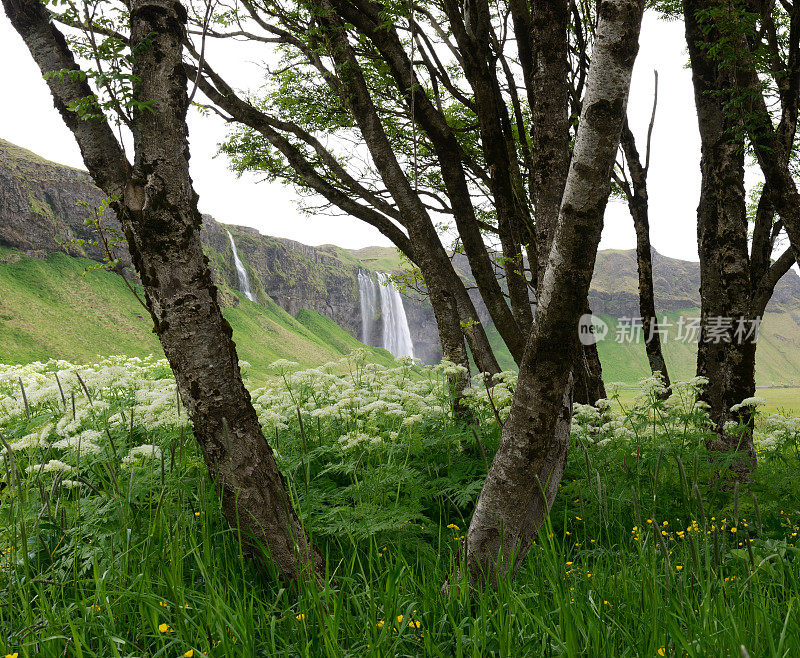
[619,121,671,389]
[3,0,323,581]
[527,0,607,407]
[573,335,608,405]
[463,0,644,583]
[684,0,759,475]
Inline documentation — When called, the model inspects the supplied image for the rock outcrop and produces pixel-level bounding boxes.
[0,138,442,361]
[3,137,799,367]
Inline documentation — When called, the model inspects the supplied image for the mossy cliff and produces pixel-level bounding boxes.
[0,138,442,362]
[4,137,800,381]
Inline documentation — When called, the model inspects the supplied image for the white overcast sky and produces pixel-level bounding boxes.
[0,11,706,259]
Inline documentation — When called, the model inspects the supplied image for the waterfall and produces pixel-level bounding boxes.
[357,269,380,346]
[226,230,257,302]
[357,269,414,358]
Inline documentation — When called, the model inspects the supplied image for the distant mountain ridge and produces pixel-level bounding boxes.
[2,137,800,383]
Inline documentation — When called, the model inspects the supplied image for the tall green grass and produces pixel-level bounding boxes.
[2,361,800,656]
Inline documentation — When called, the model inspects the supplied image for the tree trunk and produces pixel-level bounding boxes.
[529,0,606,408]
[619,122,671,388]
[464,0,644,583]
[3,0,323,581]
[684,0,757,475]
[573,334,607,405]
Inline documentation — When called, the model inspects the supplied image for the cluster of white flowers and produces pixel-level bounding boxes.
[756,413,800,453]
[3,353,794,483]
[24,459,74,475]
[459,370,518,424]
[0,356,185,479]
[730,397,767,413]
[250,353,453,447]
[337,431,382,451]
[121,444,163,465]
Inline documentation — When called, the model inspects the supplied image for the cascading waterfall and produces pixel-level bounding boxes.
[227,230,257,302]
[357,269,380,346]
[357,269,414,358]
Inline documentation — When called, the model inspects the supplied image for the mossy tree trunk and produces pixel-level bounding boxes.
[3,0,323,582]
[463,0,644,583]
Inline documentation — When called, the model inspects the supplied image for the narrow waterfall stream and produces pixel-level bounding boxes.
[226,230,257,302]
[357,269,414,358]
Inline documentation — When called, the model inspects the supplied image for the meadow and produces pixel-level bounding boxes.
[2,354,800,656]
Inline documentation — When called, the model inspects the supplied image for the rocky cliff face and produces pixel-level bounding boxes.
[4,137,799,367]
[0,138,442,362]
[0,139,113,262]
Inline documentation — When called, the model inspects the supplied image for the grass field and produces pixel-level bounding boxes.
[3,358,800,656]
[0,247,396,383]
[613,386,800,414]
[3,246,800,394]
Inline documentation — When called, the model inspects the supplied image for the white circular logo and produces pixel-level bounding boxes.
[578,313,608,346]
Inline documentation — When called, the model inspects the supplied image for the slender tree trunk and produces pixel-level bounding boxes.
[464,0,644,583]
[452,278,501,376]
[684,0,757,475]
[529,0,606,407]
[573,335,607,405]
[619,122,671,388]
[327,0,528,361]
[3,0,323,581]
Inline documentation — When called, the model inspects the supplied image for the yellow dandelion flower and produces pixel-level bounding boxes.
[296,614,305,621]
[446,524,459,530]
[184,651,194,658]
[676,565,683,571]
[657,649,666,656]
[6,653,19,658]
[377,620,385,628]
[194,512,200,517]
[566,561,573,566]
[409,620,421,629]
[730,527,737,534]
[158,623,171,633]
[397,615,404,623]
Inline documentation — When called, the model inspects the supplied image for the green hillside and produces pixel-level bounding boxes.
[2,243,799,388]
[595,312,800,387]
[482,309,800,387]
[0,246,396,382]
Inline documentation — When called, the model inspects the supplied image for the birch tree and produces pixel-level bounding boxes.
[682,0,800,476]
[3,0,322,581]
[464,0,645,582]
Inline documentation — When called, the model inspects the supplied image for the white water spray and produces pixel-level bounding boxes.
[227,230,257,302]
[357,269,380,346]
[357,270,414,358]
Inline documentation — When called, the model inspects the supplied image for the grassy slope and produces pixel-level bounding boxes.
[3,245,799,389]
[482,309,800,387]
[0,247,395,381]
[595,312,800,387]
